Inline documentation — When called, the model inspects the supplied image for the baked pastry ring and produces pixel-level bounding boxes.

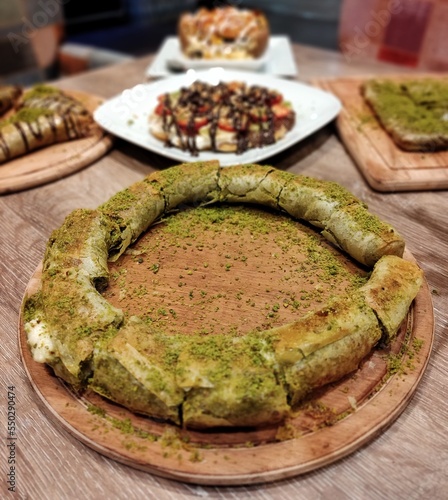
[24,162,423,428]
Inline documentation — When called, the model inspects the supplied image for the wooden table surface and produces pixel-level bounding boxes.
[1,44,447,499]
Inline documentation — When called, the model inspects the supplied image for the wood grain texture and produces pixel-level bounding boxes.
[314,75,448,192]
[0,91,113,194]
[1,45,448,499]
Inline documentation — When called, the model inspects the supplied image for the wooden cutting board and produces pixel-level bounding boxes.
[314,74,448,192]
[0,90,113,194]
[19,205,434,485]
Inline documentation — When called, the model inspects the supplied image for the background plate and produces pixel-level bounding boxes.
[146,36,298,78]
[94,70,340,166]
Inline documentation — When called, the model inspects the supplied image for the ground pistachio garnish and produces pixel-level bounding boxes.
[22,83,60,99]
[86,404,210,460]
[103,204,368,338]
[356,113,376,131]
[0,107,55,127]
[365,78,448,135]
[87,404,158,440]
[384,318,423,378]
[275,421,300,441]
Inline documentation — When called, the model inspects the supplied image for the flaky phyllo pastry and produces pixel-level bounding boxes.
[0,85,93,164]
[23,162,423,428]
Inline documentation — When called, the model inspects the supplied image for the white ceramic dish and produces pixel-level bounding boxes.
[94,69,341,166]
[146,36,298,78]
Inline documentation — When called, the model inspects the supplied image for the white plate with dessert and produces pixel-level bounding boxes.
[94,69,340,166]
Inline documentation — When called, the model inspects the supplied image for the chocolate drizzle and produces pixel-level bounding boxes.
[0,133,10,158]
[157,81,294,155]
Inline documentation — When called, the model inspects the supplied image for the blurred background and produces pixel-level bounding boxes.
[0,0,342,84]
[64,0,341,55]
[1,0,446,85]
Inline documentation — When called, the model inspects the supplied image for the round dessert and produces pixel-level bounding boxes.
[149,80,295,156]
[178,7,270,60]
[23,162,423,429]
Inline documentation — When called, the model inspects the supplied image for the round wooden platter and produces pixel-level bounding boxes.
[19,205,434,485]
[0,90,113,194]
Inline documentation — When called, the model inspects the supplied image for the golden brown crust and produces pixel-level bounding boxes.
[177,18,190,57]
[178,7,270,60]
[250,22,269,58]
[360,255,424,342]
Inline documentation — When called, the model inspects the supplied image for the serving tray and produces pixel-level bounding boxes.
[0,90,113,194]
[19,205,434,485]
[313,74,448,192]
[146,36,298,78]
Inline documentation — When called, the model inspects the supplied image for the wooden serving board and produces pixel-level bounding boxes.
[313,74,448,192]
[0,90,113,194]
[19,206,434,485]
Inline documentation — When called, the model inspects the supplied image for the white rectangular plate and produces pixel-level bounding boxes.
[146,36,298,78]
[94,69,340,166]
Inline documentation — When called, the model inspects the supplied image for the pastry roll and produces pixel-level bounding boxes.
[177,332,289,428]
[91,318,184,423]
[360,255,424,342]
[26,210,123,385]
[272,295,382,405]
[0,85,92,164]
